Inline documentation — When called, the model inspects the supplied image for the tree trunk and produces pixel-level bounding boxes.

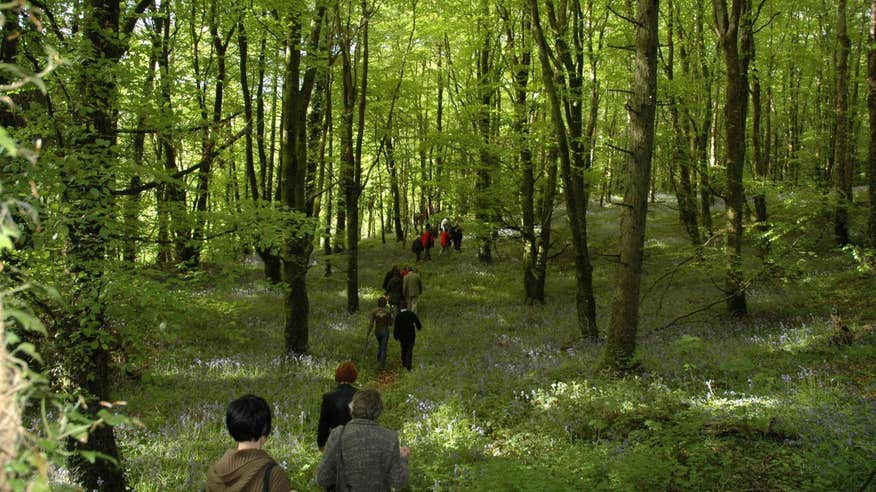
[386,135,404,241]
[666,0,700,245]
[603,0,659,371]
[157,0,184,265]
[752,62,770,256]
[833,0,852,246]
[530,0,599,339]
[239,16,258,201]
[475,29,496,263]
[62,0,129,486]
[713,0,752,317]
[336,0,368,314]
[281,4,327,354]
[869,0,876,247]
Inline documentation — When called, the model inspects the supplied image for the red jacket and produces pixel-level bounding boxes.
[421,230,433,248]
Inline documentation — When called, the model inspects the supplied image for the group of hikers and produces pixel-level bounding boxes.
[207,263,438,490]
[206,217,467,490]
[206,364,408,491]
[374,264,424,371]
[412,217,462,261]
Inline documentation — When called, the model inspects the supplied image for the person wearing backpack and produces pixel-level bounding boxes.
[368,297,392,370]
[206,394,292,492]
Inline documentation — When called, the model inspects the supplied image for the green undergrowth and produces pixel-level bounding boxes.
[60,195,876,491]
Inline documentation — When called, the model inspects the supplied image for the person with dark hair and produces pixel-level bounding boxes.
[317,389,409,491]
[368,298,392,370]
[393,306,422,371]
[384,270,403,318]
[317,362,358,451]
[381,265,399,292]
[206,394,291,491]
[451,223,463,252]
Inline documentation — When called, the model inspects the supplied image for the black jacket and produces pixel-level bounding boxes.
[393,309,422,343]
[317,383,357,448]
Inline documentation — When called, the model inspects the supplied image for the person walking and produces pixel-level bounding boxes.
[384,270,403,318]
[402,267,423,314]
[368,298,392,370]
[451,224,463,252]
[381,265,399,292]
[393,305,422,371]
[317,389,409,491]
[317,362,358,451]
[206,394,292,491]
[421,226,433,260]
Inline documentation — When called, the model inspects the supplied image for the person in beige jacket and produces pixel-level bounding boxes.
[402,267,423,313]
[206,394,292,492]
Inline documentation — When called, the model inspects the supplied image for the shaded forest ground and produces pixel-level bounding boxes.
[95,191,875,491]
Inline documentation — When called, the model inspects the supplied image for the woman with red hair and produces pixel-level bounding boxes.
[317,362,358,451]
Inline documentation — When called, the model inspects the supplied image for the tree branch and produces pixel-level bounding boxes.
[111,125,248,196]
[607,5,642,27]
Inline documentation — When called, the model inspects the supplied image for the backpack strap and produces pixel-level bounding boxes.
[262,462,276,492]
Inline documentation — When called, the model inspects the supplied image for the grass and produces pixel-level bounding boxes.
[61,193,876,491]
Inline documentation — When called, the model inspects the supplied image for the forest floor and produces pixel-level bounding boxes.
[101,193,875,491]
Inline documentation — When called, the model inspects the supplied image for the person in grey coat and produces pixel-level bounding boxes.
[317,389,410,491]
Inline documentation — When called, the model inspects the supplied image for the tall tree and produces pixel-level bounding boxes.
[336,0,371,313]
[59,0,151,487]
[665,0,701,245]
[602,0,659,371]
[713,0,753,317]
[280,1,328,354]
[530,0,600,339]
[475,13,499,263]
[501,1,557,304]
[832,0,852,245]
[869,0,876,247]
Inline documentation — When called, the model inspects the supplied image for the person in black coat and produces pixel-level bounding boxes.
[317,361,358,451]
[381,265,399,292]
[393,305,422,371]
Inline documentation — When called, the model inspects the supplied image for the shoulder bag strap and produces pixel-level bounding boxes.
[262,462,276,492]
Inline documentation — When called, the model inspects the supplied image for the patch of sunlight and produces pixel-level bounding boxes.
[692,394,781,413]
[644,238,669,249]
[748,321,822,353]
[400,395,484,451]
[360,286,383,300]
[229,285,273,298]
[150,356,268,380]
[523,380,594,410]
[326,320,355,332]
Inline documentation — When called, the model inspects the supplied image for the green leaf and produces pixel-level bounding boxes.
[4,308,47,334]
[80,451,98,464]
[12,342,43,363]
[97,409,130,427]
[0,126,18,156]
